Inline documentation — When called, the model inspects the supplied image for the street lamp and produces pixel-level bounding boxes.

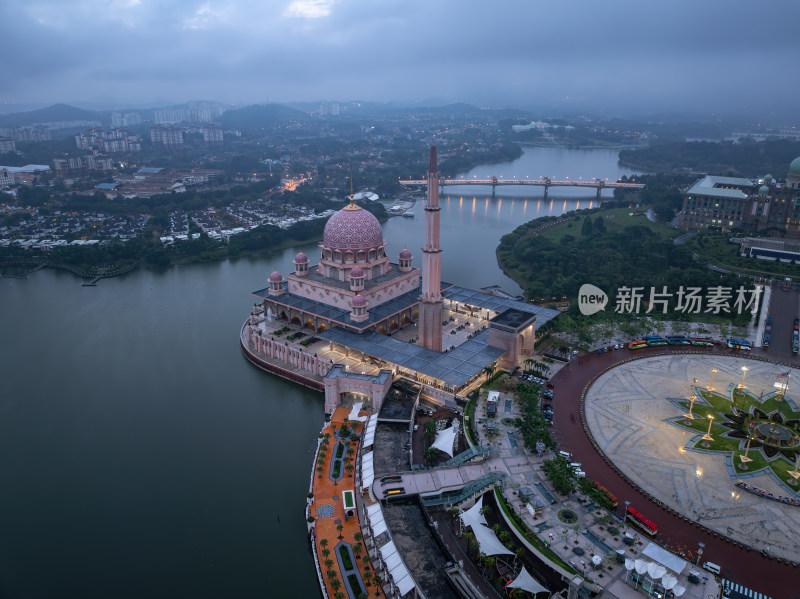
[696,542,704,565]
[684,378,698,420]
[709,368,717,391]
[623,500,630,523]
[701,415,715,446]
[739,435,754,468]
[739,366,748,389]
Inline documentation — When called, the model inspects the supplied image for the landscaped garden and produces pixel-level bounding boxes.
[672,384,800,488]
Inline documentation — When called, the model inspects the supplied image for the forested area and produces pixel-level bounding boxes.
[619,139,800,177]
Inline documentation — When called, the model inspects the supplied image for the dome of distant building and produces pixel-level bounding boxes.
[791,157,800,176]
[323,202,384,252]
[351,295,367,307]
[399,248,412,259]
[764,174,773,182]
[269,270,282,282]
[759,185,770,194]
[350,266,365,277]
[294,252,308,263]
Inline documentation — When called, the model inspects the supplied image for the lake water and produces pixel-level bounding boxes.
[0,145,637,598]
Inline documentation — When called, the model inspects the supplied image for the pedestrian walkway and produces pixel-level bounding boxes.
[723,578,774,599]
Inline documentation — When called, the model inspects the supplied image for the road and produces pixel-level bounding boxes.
[763,286,800,361]
[550,344,799,599]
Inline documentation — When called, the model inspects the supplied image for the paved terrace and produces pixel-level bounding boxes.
[584,354,800,563]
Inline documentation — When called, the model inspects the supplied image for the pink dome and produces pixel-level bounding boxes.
[351,295,367,308]
[294,252,308,264]
[399,248,412,259]
[323,204,383,252]
[350,266,365,278]
[269,270,282,282]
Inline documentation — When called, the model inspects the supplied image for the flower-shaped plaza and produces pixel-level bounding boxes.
[584,354,800,563]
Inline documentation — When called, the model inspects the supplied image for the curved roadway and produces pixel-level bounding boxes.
[551,345,798,599]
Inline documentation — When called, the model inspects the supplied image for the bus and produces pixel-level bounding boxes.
[626,506,658,536]
[629,341,648,350]
[690,337,714,347]
[727,338,752,351]
[667,336,692,345]
[646,337,668,347]
[763,332,770,348]
[641,336,661,341]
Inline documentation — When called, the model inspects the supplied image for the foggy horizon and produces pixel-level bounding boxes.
[1,0,799,120]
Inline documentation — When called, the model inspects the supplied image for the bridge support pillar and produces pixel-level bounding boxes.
[596,186,602,200]
[543,185,549,200]
[491,183,496,196]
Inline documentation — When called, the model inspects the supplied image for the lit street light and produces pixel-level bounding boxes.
[709,368,717,391]
[697,542,705,565]
[684,378,698,420]
[701,415,715,446]
[739,366,748,389]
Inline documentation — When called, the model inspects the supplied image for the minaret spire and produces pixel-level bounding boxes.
[418,145,443,352]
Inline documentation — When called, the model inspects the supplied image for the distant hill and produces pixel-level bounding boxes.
[220,103,308,129]
[0,104,108,127]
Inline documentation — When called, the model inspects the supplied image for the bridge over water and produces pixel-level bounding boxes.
[399,177,644,199]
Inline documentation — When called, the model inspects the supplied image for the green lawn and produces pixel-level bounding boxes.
[537,207,680,243]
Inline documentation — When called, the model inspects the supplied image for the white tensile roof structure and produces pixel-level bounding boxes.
[431,425,456,457]
[505,566,549,595]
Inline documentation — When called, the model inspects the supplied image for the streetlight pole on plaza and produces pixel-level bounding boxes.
[697,542,704,565]
[684,378,698,420]
[623,500,630,524]
[701,415,714,447]
[709,368,717,392]
[739,435,754,468]
[739,366,748,389]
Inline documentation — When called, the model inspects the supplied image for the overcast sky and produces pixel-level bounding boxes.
[2,0,799,118]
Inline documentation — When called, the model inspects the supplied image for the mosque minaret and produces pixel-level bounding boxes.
[418,146,444,352]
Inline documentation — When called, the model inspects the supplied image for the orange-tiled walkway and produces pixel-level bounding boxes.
[311,407,379,598]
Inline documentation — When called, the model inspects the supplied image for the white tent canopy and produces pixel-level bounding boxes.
[432,426,456,457]
[591,555,602,567]
[647,562,667,581]
[634,559,648,575]
[472,523,513,556]
[661,574,678,591]
[673,584,686,597]
[505,566,549,595]
[361,450,374,490]
[624,559,635,572]
[460,497,488,530]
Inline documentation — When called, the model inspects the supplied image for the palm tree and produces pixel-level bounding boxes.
[330,579,342,593]
[424,447,439,465]
[321,548,330,558]
[324,558,334,569]
[483,364,496,380]
[353,542,362,556]
[316,466,323,478]
[320,538,329,549]
[364,570,373,586]
[346,463,354,477]
[327,570,338,580]
[480,505,492,516]
[354,531,363,542]
[523,357,535,373]
[334,592,345,599]
[336,523,344,539]
[362,554,370,567]
[373,573,382,596]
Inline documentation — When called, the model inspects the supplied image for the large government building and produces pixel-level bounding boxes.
[677,155,800,234]
[241,147,558,413]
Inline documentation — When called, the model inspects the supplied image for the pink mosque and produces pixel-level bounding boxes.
[241,147,558,413]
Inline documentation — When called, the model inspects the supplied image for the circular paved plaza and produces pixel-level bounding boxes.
[585,354,800,563]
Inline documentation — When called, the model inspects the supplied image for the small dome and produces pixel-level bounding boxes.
[399,248,412,259]
[269,270,282,282]
[350,266,365,278]
[294,252,308,264]
[764,174,773,182]
[323,203,384,252]
[351,295,367,308]
[791,156,800,176]
[759,185,769,194]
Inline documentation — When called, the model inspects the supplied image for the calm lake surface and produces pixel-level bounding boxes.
[0,146,637,597]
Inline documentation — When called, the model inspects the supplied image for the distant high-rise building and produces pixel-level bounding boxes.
[111,112,143,128]
[0,137,16,154]
[150,126,184,149]
[201,124,224,146]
